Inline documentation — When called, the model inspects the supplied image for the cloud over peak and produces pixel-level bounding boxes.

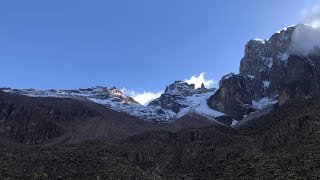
[301,4,320,28]
[185,72,217,89]
[122,72,216,105]
[121,88,162,105]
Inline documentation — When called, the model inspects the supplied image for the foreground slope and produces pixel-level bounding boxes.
[1,97,320,179]
[0,91,154,146]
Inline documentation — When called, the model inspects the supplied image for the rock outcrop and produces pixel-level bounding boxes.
[208,24,320,120]
[279,53,320,105]
[208,73,253,120]
[148,81,233,125]
[149,81,215,113]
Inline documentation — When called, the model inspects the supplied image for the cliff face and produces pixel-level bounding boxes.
[278,53,320,105]
[208,25,320,120]
[149,81,215,113]
[208,74,253,120]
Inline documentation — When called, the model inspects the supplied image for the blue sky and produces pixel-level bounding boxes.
[0,0,319,103]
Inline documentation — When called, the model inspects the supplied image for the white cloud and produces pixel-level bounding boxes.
[184,72,217,89]
[300,4,320,28]
[132,92,162,105]
[288,4,320,55]
[120,72,216,105]
[121,88,162,105]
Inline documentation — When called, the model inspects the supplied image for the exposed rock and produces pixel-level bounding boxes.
[200,83,205,89]
[279,54,320,105]
[149,93,186,113]
[244,75,265,100]
[234,106,274,128]
[208,74,253,120]
[0,91,155,145]
[240,26,294,80]
[2,98,320,179]
[108,86,138,104]
[164,81,195,96]
[239,25,296,101]
[208,25,320,120]
[148,81,222,121]
[268,60,287,93]
[240,39,271,81]
[4,83,223,123]
[172,113,222,130]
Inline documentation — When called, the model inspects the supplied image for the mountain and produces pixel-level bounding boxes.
[0,90,155,146]
[2,24,320,133]
[0,82,229,146]
[1,86,172,122]
[209,24,320,123]
[148,81,233,125]
[2,81,232,125]
[2,24,320,136]
[2,24,320,179]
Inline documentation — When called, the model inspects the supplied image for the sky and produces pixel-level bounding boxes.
[0,0,319,104]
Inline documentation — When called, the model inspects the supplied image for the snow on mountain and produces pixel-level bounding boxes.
[148,81,227,124]
[176,92,225,119]
[252,97,278,110]
[1,82,227,124]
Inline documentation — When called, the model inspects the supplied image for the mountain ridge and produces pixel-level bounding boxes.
[1,24,320,146]
[1,81,230,125]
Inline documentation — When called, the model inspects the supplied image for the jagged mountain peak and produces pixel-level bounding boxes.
[6,24,318,125]
[147,80,231,124]
[164,81,195,96]
[163,80,215,97]
[2,86,138,105]
[209,24,320,122]
[1,81,229,125]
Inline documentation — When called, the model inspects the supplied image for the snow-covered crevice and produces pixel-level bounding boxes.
[277,53,289,61]
[262,57,273,68]
[231,120,239,126]
[247,75,255,79]
[252,97,278,110]
[263,81,270,88]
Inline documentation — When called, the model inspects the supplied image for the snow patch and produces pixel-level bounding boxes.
[176,92,225,120]
[247,75,255,79]
[277,53,289,61]
[262,57,273,68]
[231,120,239,126]
[276,24,295,34]
[222,73,234,80]
[254,38,266,44]
[263,81,270,88]
[252,97,278,110]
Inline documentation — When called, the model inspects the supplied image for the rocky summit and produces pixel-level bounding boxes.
[2,24,320,179]
[208,24,320,121]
